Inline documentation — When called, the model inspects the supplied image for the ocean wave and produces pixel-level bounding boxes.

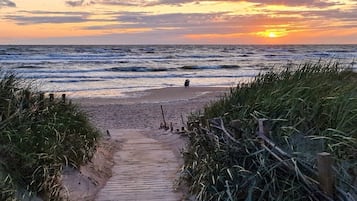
[178,54,225,59]
[325,49,355,53]
[180,65,240,70]
[311,53,330,57]
[15,68,106,74]
[108,66,170,72]
[16,65,46,69]
[49,79,104,83]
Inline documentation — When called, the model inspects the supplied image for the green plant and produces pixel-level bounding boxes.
[181,62,357,201]
[0,72,100,200]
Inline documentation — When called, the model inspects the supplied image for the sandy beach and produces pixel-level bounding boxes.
[64,86,229,200]
[76,87,228,131]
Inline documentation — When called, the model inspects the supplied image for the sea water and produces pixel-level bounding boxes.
[0,45,356,98]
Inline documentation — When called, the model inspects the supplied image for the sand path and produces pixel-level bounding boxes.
[73,87,228,201]
[95,129,182,201]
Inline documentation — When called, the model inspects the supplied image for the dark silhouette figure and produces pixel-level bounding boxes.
[184,79,190,88]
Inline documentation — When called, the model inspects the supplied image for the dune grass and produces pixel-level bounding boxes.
[181,62,356,201]
[0,72,100,200]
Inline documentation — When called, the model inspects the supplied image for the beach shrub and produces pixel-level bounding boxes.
[0,72,100,200]
[181,62,357,201]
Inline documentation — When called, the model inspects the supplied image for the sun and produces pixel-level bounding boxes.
[256,29,288,39]
[268,32,277,38]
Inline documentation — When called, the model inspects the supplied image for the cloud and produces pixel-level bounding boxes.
[83,11,302,37]
[66,0,85,6]
[272,7,357,23]
[312,9,357,21]
[247,0,338,8]
[0,0,16,8]
[87,0,338,7]
[117,12,227,28]
[83,12,241,32]
[114,11,300,28]
[4,12,91,25]
[18,10,90,15]
[65,0,94,7]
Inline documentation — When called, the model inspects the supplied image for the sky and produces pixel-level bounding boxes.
[0,0,356,44]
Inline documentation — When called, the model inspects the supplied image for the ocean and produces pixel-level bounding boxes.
[0,45,356,98]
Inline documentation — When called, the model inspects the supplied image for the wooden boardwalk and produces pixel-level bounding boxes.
[96,129,181,201]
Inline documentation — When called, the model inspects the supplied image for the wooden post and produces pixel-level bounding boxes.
[22,90,31,109]
[181,114,185,126]
[39,93,44,101]
[160,105,167,129]
[230,119,241,130]
[257,118,269,145]
[39,93,45,109]
[258,118,269,136]
[49,93,54,102]
[317,152,334,198]
[230,119,242,138]
[170,122,173,132]
[199,115,207,127]
[25,90,31,101]
[187,122,193,131]
[62,94,66,104]
[193,120,200,129]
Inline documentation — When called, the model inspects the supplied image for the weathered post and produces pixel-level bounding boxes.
[181,114,185,126]
[49,93,54,102]
[257,118,269,145]
[39,93,45,109]
[22,90,31,109]
[317,152,335,198]
[62,94,66,104]
[199,115,208,127]
[230,119,242,138]
[258,118,269,136]
[160,105,167,129]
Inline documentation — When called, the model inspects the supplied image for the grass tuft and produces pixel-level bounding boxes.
[0,71,100,200]
[181,62,357,201]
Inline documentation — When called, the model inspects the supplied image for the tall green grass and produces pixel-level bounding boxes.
[0,72,100,200]
[181,62,356,201]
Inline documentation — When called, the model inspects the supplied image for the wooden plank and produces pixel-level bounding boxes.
[96,129,181,201]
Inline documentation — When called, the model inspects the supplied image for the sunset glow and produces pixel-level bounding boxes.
[0,0,356,44]
[256,29,289,39]
[269,32,277,38]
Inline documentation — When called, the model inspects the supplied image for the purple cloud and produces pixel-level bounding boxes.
[65,0,94,7]
[87,0,338,7]
[4,12,92,25]
[248,0,338,8]
[0,0,16,8]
